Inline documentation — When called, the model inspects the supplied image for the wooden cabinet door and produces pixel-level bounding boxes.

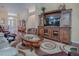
[38,26,44,37]
[44,27,52,38]
[51,27,60,41]
[60,27,70,43]
[48,28,52,38]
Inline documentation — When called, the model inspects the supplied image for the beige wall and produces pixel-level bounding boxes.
[0,9,8,26]
[35,3,79,44]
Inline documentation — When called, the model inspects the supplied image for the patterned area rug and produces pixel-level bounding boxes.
[36,39,62,55]
[61,44,78,53]
[16,42,29,50]
[35,39,78,56]
[16,39,78,56]
[41,40,56,50]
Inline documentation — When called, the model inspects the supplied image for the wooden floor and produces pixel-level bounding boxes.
[71,42,79,48]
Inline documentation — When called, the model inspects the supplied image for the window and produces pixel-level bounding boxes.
[0,17,4,25]
[7,13,17,33]
[28,6,35,13]
[8,17,14,33]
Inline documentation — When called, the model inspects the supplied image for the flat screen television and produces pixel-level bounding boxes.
[44,15,60,26]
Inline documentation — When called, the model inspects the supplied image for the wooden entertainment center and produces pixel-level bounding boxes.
[38,9,72,44]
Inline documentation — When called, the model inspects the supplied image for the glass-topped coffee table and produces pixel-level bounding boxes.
[22,34,41,50]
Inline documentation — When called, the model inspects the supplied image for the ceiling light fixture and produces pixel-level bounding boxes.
[8,13,17,16]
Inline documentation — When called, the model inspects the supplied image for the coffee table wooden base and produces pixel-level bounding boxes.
[22,39,40,48]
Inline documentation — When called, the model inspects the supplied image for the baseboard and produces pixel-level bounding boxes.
[71,42,79,47]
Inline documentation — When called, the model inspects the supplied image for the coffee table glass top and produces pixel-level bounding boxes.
[23,34,40,41]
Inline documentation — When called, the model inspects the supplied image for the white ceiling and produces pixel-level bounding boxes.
[0,3,38,13]
[0,3,64,14]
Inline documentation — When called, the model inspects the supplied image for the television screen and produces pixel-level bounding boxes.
[45,15,60,26]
